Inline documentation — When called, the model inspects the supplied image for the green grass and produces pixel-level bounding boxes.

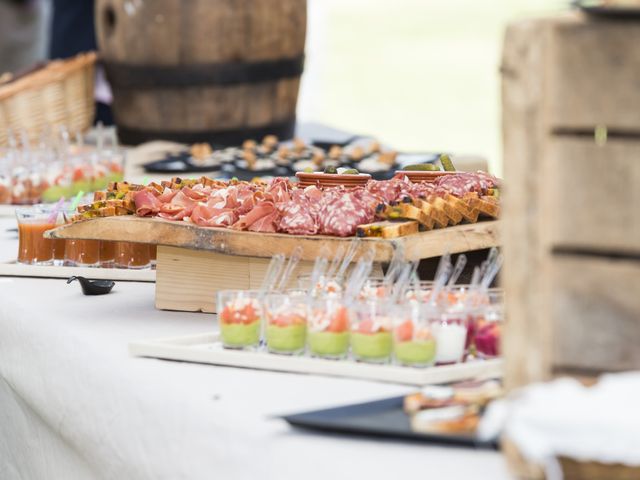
[299,0,565,174]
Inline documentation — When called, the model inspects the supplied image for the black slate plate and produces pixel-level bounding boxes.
[143,151,222,174]
[281,395,498,449]
[573,0,640,19]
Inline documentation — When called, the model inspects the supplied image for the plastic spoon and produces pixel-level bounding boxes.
[335,238,361,281]
[325,244,345,279]
[447,254,468,287]
[259,253,285,296]
[276,246,303,291]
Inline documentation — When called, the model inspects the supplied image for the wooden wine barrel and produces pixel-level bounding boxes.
[95,0,306,145]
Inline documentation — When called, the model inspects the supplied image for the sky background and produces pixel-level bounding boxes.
[298,0,564,174]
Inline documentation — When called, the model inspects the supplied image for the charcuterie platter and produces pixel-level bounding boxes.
[45,170,501,312]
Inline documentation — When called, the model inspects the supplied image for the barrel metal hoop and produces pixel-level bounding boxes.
[103,56,304,88]
[116,118,296,146]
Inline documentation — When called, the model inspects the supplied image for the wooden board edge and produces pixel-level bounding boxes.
[46,216,501,262]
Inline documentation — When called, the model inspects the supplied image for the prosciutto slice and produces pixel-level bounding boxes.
[134,190,162,217]
[232,200,279,233]
[190,204,237,227]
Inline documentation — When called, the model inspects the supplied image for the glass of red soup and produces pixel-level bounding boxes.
[307,296,351,359]
[474,289,504,358]
[265,293,307,355]
[393,303,436,367]
[217,290,263,350]
[351,299,393,364]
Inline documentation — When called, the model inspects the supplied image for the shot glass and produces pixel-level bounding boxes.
[474,289,504,358]
[15,207,56,265]
[350,299,393,364]
[114,242,150,269]
[431,304,469,365]
[264,293,307,355]
[392,303,436,367]
[65,239,101,267]
[217,290,263,350]
[307,295,351,359]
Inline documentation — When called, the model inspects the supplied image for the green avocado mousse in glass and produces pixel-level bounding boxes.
[217,290,263,350]
[392,303,436,367]
[307,297,350,359]
[265,293,307,355]
[350,300,392,363]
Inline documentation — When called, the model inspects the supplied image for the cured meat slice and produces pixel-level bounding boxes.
[278,190,319,235]
[318,189,376,237]
[232,200,279,233]
[133,190,162,217]
[190,204,237,227]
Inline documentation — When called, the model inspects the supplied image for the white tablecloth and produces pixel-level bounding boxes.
[0,216,510,480]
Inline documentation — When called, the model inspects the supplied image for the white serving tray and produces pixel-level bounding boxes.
[0,261,155,282]
[129,332,503,386]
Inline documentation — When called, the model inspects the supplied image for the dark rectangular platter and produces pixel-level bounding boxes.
[281,395,498,450]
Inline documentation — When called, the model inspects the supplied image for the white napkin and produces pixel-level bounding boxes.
[478,372,640,480]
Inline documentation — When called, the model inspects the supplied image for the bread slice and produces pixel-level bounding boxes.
[356,220,419,238]
[377,204,433,230]
[464,192,500,219]
[428,195,462,225]
[413,198,448,228]
[446,194,479,223]
[97,206,116,217]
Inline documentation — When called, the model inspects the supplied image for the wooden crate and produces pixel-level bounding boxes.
[502,12,640,389]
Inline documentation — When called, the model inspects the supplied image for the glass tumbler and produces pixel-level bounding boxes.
[307,295,351,359]
[264,293,307,355]
[350,299,393,364]
[393,303,436,367]
[15,207,56,265]
[217,290,263,350]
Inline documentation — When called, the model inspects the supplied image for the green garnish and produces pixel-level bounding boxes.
[402,164,440,171]
[440,154,456,172]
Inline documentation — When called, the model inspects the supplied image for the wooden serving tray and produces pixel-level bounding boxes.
[46,216,501,262]
[129,332,504,386]
[0,261,155,282]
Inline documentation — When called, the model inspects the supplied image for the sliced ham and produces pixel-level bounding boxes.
[134,189,162,217]
[190,203,237,227]
[232,200,279,232]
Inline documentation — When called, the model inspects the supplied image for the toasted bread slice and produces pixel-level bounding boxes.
[465,192,500,218]
[98,206,116,217]
[413,198,448,228]
[477,197,501,218]
[428,195,462,225]
[115,206,131,216]
[356,220,419,238]
[446,194,479,223]
[378,203,434,229]
[93,191,107,201]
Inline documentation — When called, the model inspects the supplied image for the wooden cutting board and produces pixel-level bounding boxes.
[46,216,501,262]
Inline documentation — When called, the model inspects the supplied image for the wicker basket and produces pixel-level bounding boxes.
[0,52,97,146]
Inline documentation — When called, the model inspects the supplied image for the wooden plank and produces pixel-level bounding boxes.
[155,246,316,312]
[46,216,501,263]
[129,332,504,386]
[550,255,640,373]
[502,13,640,133]
[542,136,640,254]
[502,17,554,390]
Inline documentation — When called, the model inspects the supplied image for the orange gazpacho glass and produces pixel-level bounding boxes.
[15,207,56,265]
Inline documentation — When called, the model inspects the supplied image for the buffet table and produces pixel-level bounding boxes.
[0,216,510,480]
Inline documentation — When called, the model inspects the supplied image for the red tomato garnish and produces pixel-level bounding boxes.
[327,307,348,333]
[395,320,414,342]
